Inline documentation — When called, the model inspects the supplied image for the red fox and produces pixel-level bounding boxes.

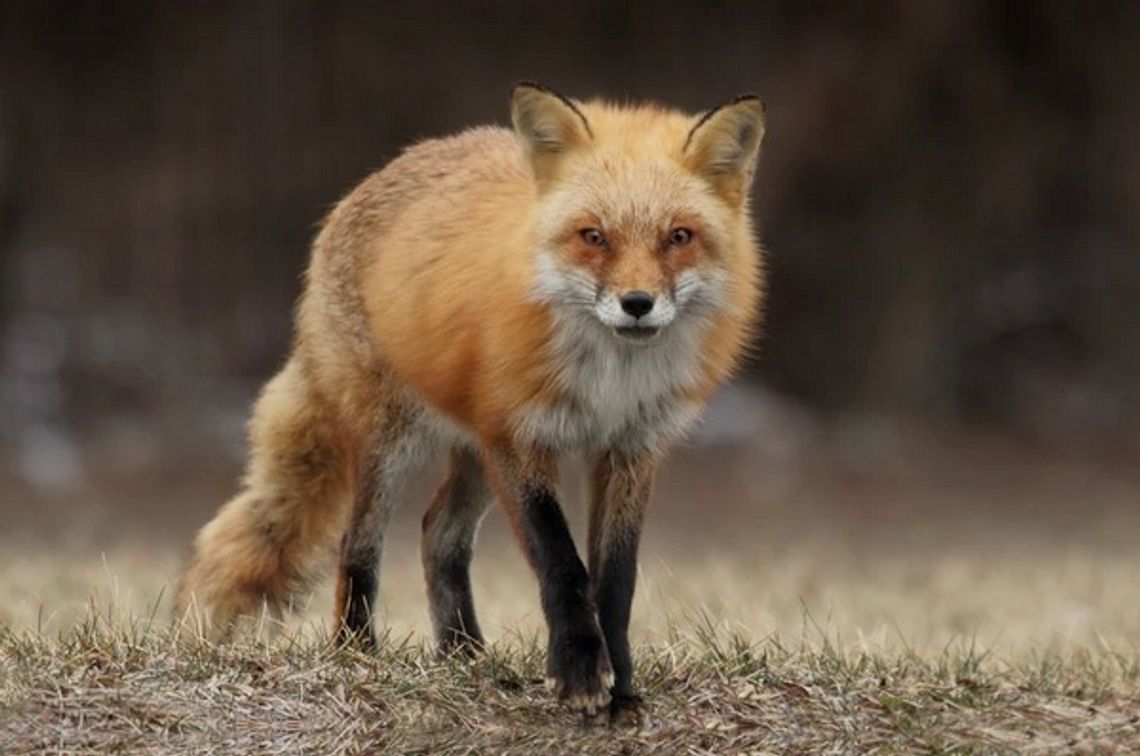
[177,83,766,720]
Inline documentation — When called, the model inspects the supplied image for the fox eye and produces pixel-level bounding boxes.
[668,228,693,246]
[579,228,608,248]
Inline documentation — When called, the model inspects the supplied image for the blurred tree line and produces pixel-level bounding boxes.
[1,0,1138,473]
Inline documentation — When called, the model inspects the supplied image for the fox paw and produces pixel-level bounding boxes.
[609,693,648,728]
[546,623,614,715]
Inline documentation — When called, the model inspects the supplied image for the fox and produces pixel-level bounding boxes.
[176,83,766,721]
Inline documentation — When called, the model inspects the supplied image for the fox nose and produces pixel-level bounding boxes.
[620,291,655,319]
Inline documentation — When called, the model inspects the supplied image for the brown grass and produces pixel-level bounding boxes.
[3,538,1140,754]
[3,605,1139,754]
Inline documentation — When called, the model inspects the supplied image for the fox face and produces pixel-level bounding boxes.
[533,198,727,343]
[514,84,765,345]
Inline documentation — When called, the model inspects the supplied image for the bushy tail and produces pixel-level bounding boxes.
[176,358,351,635]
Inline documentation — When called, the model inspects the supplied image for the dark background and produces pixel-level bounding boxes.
[2,1,1138,498]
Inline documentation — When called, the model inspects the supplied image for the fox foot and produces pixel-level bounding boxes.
[546,620,615,715]
[609,693,648,727]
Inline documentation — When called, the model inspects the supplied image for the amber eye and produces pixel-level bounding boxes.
[668,228,693,246]
[580,228,607,248]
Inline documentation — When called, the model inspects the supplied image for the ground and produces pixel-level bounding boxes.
[2,420,1139,752]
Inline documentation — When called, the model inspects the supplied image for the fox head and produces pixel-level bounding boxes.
[513,83,765,344]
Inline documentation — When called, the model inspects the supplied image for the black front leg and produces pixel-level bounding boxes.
[523,485,614,707]
[486,447,614,714]
[592,528,640,700]
[588,452,655,723]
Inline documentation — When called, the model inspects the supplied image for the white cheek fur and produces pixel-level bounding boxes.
[533,251,728,328]
[531,250,596,306]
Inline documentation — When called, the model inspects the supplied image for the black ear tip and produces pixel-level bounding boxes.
[731,93,767,114]
[512,81,556,101]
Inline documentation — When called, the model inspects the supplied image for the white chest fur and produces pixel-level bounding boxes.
[513,314,708,453]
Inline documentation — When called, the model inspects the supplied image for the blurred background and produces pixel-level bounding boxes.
[1,2,1138,649]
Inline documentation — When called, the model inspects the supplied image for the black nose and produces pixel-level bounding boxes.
[620,291,655,319]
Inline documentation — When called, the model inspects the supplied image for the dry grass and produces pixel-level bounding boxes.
[3,605,1139,754]
[3,540,1140,754]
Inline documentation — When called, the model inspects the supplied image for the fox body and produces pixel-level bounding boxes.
[178,84,766,720]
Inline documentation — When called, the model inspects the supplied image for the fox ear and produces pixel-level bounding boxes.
[510,82,592,182]
[684,95,766,205]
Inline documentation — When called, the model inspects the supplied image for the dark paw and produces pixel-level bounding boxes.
[609,693,648,728]
[546,623,614,715]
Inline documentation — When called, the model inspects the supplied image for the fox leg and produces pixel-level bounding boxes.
[335,412,431,645]
[587,450,656,724]
[484,445,614,714]
[421,446,492,655]
[177,359,351,635]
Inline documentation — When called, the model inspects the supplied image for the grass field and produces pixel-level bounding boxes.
[3,431,1140,752]
[4,613,1139,753]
